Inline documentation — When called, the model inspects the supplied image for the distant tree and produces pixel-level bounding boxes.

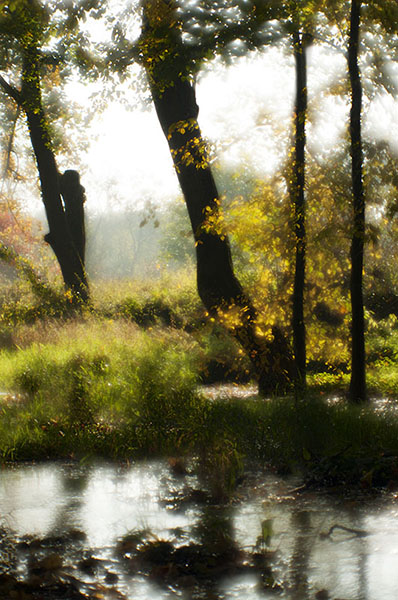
[159,199,195,268]
[0,198,40,280]
[0,0,90,303]
[86,207,161,280]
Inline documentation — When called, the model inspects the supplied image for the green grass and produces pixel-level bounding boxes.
[1,277,398,493]
[1,317,398,492]
[0,319,204,460]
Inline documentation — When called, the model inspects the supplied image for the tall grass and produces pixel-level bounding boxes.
[1,276,398,491]
[0,318,203,460]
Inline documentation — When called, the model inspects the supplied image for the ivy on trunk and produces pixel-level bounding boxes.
[0,1,89,304]
[140,0,293,394]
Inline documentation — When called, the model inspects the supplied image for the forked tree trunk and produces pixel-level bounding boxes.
[292,31,308,392]
[348,0,367,403]
[26,110,88,302]
[141,1,293,394]
[0,4,88,304]
[21,49,89,303]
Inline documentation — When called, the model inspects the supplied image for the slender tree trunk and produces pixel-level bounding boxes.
[140,2,293,394]
[348,0,367,403]
[21,48,89,303]
[292,31,308,392]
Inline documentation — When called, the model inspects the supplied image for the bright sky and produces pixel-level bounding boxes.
[25,37,397,219]
[78,48,299,215]
[75,41,397,217]
[78,46,305,213]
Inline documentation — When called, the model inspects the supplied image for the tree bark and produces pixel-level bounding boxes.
[292,31,308,392]
[21,47,89,303]
[348,0,367,403]
[60,170,86,266]
[141,1,293,394]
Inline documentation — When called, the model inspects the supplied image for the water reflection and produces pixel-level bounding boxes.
[289,510,312,598]
[0,464,62,535]
[0,460,397,599]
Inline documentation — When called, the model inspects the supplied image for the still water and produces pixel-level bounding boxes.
[0,460,398,599]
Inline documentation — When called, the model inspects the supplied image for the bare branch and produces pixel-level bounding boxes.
[0,74,23,105]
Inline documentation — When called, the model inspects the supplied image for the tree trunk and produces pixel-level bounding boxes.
[348,0,367,403]
[21,48,89,303]
[292,31,308,392]
[141,3,293,394]
[60,170,86,266]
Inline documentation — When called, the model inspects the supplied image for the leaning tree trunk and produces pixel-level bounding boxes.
[291,31,308,392]
[21,48,89,303]
[140,1,293,394]
[152,78,292,394]
[348,0,367,403]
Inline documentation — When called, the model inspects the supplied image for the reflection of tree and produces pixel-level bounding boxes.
[0,465,92,592]
[192,503,237,561]
[0,526,18,573]
[183,503,239,599]
[346,509,368,599]
[314,507,369,598]
[358,545,367,600]
[49,464,91,535]
[289,509,312,599]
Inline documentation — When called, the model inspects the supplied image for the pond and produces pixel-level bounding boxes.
[0,459,398,599]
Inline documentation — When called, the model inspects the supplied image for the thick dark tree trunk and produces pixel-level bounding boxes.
[140,2,293,393]
[292,32,308,392]
[348,0,367,403]
[25,110,89,303]
[21,49,89,303]
[151,77,292,394]
[151,79,243,310]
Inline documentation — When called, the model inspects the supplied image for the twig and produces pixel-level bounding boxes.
[320,524,368,539]
[287,483,309,494]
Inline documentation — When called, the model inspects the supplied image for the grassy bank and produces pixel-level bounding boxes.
[1,278,398,493]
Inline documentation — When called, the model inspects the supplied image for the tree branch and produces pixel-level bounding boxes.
[0,75,23,106]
